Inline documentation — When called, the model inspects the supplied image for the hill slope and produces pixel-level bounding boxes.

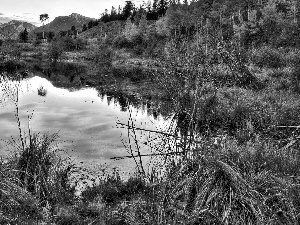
[33,13,95,33]
[0,20,36,40]
[78,21,126,39]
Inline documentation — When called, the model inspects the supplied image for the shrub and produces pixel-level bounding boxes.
[103,33,115,46]
[125,177,146,196]
[113,35,132,49]
[33,39,42,46]
[48,41,64,63]
[100,180,126,205]
[73,38,87,50]
[250,46,284,68]
[130,33,144,46]
[55,206,82,225]
[284,48,300,66]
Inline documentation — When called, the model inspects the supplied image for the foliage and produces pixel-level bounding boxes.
[19,28,29,43]
[99,0,168,23]
[113,35,132,49]
[123,18,139,41]
[48,37,87,63]
[249,46,285,68]
[15,133,76,205]
[0,159,42,224]
[58,36,87,51]
[48,40,64,63]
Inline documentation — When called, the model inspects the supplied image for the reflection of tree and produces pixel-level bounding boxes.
[96,87,173,119]
[117,94,128,112]
[107,96,113,106]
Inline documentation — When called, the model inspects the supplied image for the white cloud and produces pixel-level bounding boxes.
[0,12,40,25]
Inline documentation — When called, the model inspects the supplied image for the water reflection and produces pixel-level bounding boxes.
[0,76,169,171]
[97,88,173,121]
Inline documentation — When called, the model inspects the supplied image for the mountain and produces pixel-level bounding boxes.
[0,20,36,40]
[33,13,95,34]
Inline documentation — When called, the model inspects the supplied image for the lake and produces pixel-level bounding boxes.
[0,76,169,174]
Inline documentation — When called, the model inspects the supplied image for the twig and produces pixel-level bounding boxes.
[111,151,184,160]
[117,122,198,141]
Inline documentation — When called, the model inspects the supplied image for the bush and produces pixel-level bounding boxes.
[284,48,300,66]
[250,46,284,68]
[103,33,115,46]
[55,206,82,225]
[73,38,87,50]
[130,33,144,46]
[113,35,132,49]
[125,177,146,196]
[33,39,42,46]
[51,37,87,52]
[48,41,64,63]
[0,60,26,73]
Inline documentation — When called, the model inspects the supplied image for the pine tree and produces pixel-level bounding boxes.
[19,28,28,43]
[157,0,168,17]
[122,1,135,19]
[88,20,94,29]
[82,24,87,32]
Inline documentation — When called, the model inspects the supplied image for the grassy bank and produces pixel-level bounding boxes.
[2,20,300,224]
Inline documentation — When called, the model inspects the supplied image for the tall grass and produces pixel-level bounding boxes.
[1,71,77,223]
[0,158,42,224]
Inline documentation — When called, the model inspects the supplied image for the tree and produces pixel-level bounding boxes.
[82,24,87,32]
[47,31,55,41]
[111,6,118,20]
[124,17,139,40]
[39,14,49,39]
[149,0,159,19]
[88,20,94,29]
[122,1,135,19]
[19,28,28,43]
[71,25,77,37]
[139,13,148,34]
[157,0,168,17]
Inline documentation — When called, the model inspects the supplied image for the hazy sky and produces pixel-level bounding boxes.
[0,0,142,26]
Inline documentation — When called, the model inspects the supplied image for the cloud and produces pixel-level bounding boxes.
[0,16,12,24]
[0,12,40,25]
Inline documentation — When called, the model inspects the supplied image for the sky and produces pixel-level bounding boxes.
[0,0,142,26]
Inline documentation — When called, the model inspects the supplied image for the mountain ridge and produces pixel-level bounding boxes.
[0,20,36,40]
[33,13,95,34]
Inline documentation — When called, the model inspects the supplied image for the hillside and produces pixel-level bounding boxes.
[33,13,95,33]
[78,20,156,39]
[78,20,126,39]
[0,20,36,40]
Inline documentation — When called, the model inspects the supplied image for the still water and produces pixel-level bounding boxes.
[0,76,168,172]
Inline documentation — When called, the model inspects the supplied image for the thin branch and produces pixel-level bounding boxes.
[111,151,185,160]
[117,122,199,141]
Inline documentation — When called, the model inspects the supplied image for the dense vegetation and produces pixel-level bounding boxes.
[2,0,300,224]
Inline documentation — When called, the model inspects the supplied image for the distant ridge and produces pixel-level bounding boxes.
[33,13,95,33]
[0,20,36,40]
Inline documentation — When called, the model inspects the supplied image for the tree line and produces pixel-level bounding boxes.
[79,0,300,48]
